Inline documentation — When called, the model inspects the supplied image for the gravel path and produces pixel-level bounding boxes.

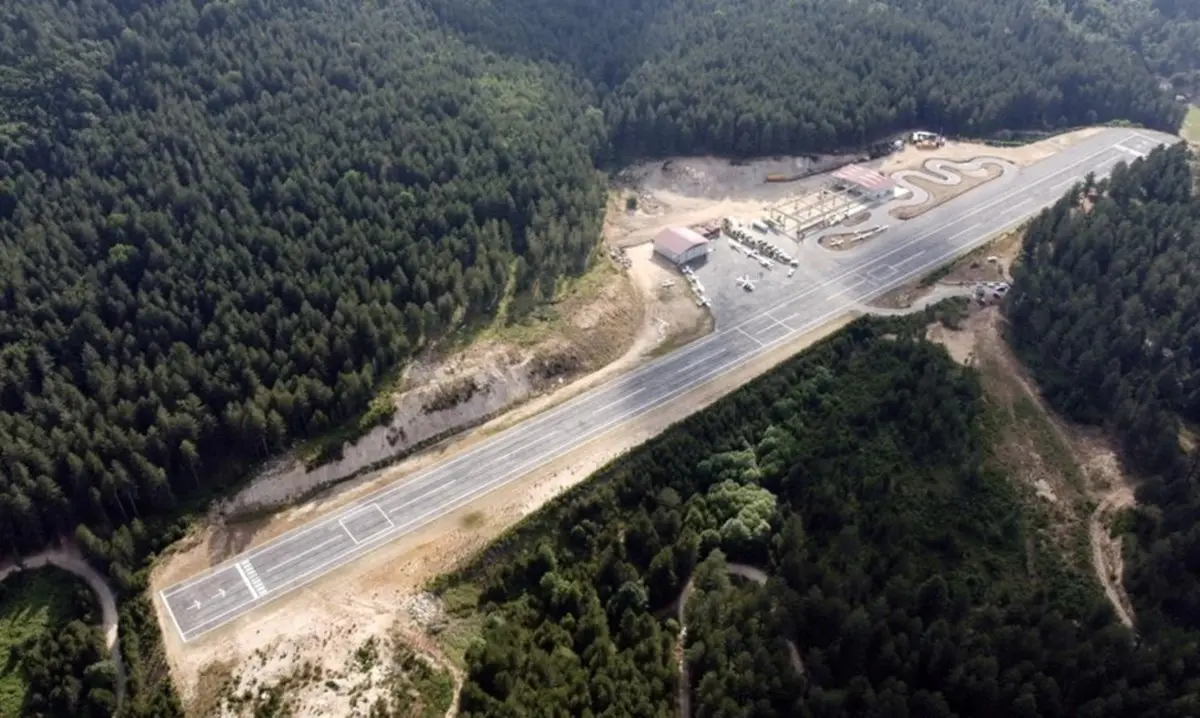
[674,562,803,718]
[0,544,127,709]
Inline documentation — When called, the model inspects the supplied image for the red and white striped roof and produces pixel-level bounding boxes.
[832,164,897,192]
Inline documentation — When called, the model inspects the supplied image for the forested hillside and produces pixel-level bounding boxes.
[431,0,1183,159]
[0,0,607,557]
[440,320,1200,717]
[0,0,1182,566]
[1006,143,1200,637]
[1046,0,1200,84]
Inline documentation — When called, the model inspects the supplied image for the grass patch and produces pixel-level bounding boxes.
[460,511,486,530]
[449,253,618,352]
[1181,105,1200,144]
[918,262,954,287]
[650,312,715,358]
[973,350,1101,615]
[390,643,455,718]
[191,659,237,717]
[430,584,485,668]
[0,568,94,716]
[1010,392,1088,496]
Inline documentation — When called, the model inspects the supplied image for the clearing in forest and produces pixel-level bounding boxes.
[927,304,1138,626]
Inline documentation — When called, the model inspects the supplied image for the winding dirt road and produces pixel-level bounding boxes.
[0,544,127,709]
[675,563,803,718]
[1090,486,1137,628]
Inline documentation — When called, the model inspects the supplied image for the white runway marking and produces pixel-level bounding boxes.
[264,535,343,575]
[738,327,765,346]
[235,561,263,599]
[824,278,868,302]
[338,504,395,545]
[161,129,1180,643]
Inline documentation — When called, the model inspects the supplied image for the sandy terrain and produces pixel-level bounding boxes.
[220,260,645,522]
[877,127,1106,174]
[871,225,1022,311]
[606,152,858,249]
[152,152,861,712]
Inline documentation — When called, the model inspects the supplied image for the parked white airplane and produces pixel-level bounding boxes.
[737,275,755,291]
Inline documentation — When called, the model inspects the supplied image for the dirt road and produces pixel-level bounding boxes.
[674,563,803,718]
[0,544,127,709]
[1090,486,1137,628]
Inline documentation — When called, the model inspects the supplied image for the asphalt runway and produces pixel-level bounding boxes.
[161,127,1178,643]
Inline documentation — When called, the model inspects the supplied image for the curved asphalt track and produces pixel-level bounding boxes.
[160,128,1178,644]
[891,156,1015,209]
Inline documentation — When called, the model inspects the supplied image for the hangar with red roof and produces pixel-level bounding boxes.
[653,226,710,266]
[831,164,898,202]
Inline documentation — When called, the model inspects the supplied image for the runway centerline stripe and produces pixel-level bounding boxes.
[161,130,1176,640]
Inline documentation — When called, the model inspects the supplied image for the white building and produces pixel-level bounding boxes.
[832,164,898,203]
[653,227,710,266]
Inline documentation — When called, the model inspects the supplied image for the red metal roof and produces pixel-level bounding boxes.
[832,164,897,192]
[654,227,709,256]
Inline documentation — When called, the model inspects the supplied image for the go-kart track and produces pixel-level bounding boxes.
[160,128,1177,644]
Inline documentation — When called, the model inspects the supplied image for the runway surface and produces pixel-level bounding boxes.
[161,127,1177,643]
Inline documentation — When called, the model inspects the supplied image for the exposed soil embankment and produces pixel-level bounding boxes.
[222,268,643,520]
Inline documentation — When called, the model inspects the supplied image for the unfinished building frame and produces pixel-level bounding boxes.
[765,183,860,242]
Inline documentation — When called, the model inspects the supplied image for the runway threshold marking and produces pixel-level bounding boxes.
[235,561,264,599]
[164,130,1174,642]
[176,338,801,639]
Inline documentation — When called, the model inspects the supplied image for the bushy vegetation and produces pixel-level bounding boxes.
[0,568,114,717]
[1007,143,1200,640]
[440,318,1200,717]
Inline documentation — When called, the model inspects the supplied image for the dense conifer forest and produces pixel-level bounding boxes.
[1007,144,1200,638]
[432,0,1183,159]
[0,0,1183,572]
[440,318,1200,717]
[1046,0,1200,84]
[0,0,1193,713]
